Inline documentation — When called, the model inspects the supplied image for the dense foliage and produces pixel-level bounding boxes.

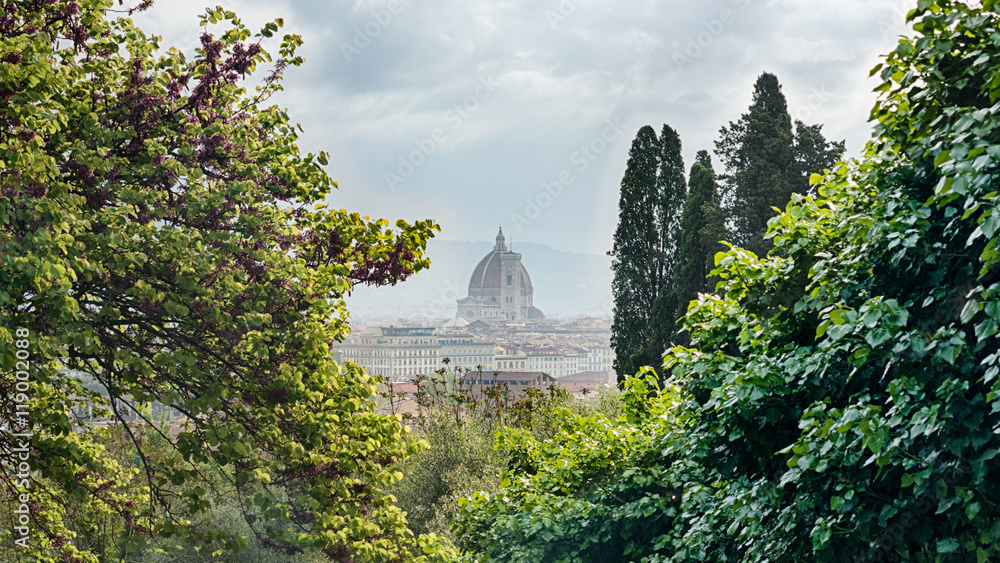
[388,369,621,544]
[0,1,444,561]
[793,121,845,198]
[456,1,1000,560]
[0,422,329,562]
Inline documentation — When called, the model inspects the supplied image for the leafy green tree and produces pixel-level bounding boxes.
[456,2,1000,561]
[611,126,661,379]
[672,151,724,337]
[391,407,507,541]
[715,72,796,258]
[453,371,674,562]
[0,2,449,561]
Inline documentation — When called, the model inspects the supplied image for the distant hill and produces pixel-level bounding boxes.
[344,239,614,320]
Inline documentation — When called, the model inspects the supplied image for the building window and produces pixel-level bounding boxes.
[507,274,512,285]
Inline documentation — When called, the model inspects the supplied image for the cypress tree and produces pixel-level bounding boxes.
[673,150,725,337]
[654,124,687,291]
[611,126,661,380]
[792,120,845,195]
[715,72,795,258]
[642,125,687,370]
[715,74,845,258]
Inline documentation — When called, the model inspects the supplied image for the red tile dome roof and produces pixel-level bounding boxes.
[468,227,533,290]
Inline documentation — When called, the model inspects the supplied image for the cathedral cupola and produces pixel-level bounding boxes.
[494,226,507,251]
[456,227,545,323]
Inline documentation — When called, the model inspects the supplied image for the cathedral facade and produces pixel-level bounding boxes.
[456,228,545,323]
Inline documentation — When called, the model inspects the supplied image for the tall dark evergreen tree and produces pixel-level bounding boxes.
[792,120,845,195]
[715,73,845,258]
[614,78,843,380]
[715,72,795,258]
[654,124,688,290]
[642,125,687,370]
[673,150,725,338]
[611,126,661,379]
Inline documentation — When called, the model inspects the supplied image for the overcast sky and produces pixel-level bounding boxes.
[136,0,913,255]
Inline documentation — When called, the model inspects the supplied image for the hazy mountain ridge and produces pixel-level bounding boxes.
[345,239,614,319]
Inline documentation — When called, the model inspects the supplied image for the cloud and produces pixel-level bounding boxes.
[133,0,915,257]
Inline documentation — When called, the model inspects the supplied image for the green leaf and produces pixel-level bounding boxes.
[982,209,1000,239]
[937,538,960,554]
[962,299,980,324]
[966,501,982,520]
[862,307,883,328]
[827,324,853,341]
[866,327,892,347]
[938,344,962,365]
[975,318,998,340]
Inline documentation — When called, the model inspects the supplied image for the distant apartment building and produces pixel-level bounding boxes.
[516,345,617,379]
[495,345,528,370]
[557,371,615,398]
[438,334,496,372]
[339,327,440,382]
[585,345,615,375]
[460,371,559,400]
[337,326,618,382]
[521,346,583,378]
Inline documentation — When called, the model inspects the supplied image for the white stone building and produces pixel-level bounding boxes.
[438,334,496,372]
[339,327,439,382]
[584,345,616,375]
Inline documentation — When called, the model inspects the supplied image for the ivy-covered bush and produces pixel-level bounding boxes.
[455,1,1000,561]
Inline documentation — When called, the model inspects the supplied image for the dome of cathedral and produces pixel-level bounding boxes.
[456,227,545,323]
[468,227,533,290]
